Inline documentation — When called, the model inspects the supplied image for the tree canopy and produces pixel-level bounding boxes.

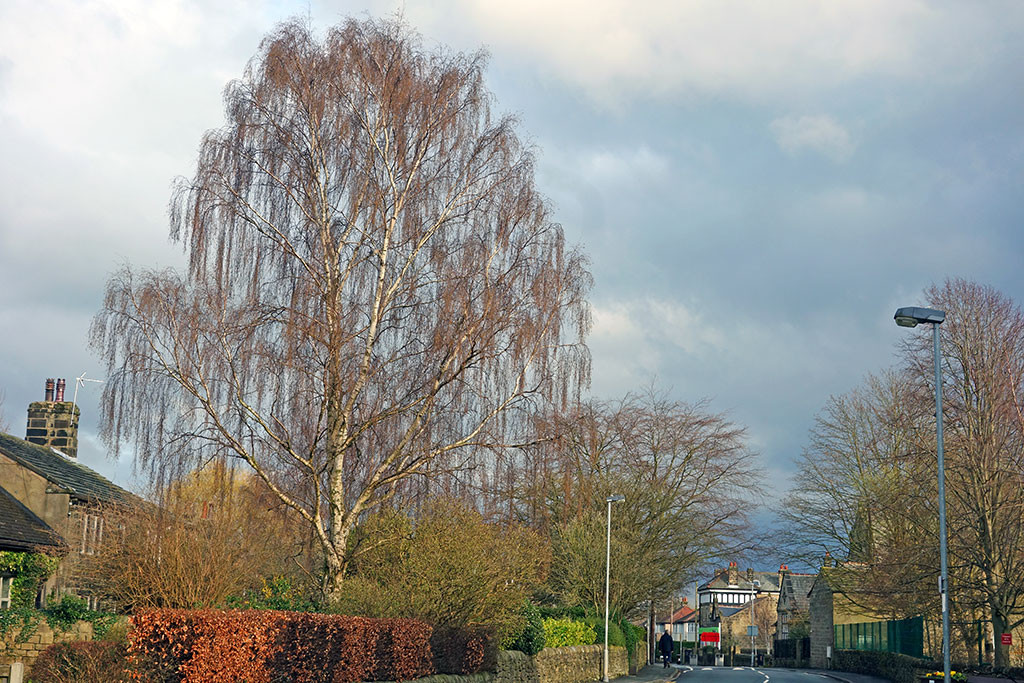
[92,17,590,599]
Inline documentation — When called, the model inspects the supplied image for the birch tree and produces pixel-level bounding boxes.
[91,18,590,600]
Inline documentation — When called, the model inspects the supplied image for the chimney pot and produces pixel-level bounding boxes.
[45,378,55,402]
[55,378,66,402]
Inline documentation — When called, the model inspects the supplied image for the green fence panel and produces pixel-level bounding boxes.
[834,616,922,658]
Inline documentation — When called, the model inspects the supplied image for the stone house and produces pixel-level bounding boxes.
[807,564,886,668]
[776,565,815,640]
[0,486,65,611]
[0,379,136,609]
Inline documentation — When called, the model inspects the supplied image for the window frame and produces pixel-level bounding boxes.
[0,574,12,609]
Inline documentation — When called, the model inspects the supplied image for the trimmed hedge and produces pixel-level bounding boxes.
[833,649,936,683]
[430,625,497,675]
[128,609,437,682]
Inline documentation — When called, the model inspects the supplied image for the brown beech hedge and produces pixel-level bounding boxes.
[127,609,494,682]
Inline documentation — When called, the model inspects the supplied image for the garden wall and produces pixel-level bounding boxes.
[379,646,629,683]
[0,620,93,680]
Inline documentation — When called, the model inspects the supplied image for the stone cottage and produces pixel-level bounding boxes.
[0,379,136,608]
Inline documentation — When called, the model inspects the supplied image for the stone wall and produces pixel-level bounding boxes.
[379,646,630,683]
[0,620,93,680]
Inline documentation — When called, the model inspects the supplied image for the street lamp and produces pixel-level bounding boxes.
[604,494,625,682]
[894,305,949,682]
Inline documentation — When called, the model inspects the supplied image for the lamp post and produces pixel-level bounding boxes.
[894,306,949,682]
[604,494,625,682]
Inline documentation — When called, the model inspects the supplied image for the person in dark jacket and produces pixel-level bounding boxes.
[659,627,674,668]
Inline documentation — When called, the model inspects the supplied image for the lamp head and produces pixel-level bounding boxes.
[894,306,945,327]
[606,494,625,503]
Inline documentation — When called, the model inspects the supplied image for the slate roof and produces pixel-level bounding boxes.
[0,484,63,552]
[0,432,135,505]
[782,574,816,612]
[700,569,783,592]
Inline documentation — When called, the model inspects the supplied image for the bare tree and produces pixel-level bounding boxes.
[784,279,1024,666]
[83,463,305,610]
[780,370,937,619]
[537,389,761,619]
[909,279,1024,667]
[91,18,590,600]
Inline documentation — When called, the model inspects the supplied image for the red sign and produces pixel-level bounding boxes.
[700,632,720,643]
[1002,633,1012,646]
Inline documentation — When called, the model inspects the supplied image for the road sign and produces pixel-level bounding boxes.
[699,627,720,643]
[747,625,758,636]
[1002,633,1012,645]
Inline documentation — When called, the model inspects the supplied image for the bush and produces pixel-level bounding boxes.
[543,617,597,648]
[833,649,935,683]
[29,640,130,683]
[620,620,645,668]
[584,616,625,647]
[128,608,440,683]
[45,594,92,631]
[502,601,545,655]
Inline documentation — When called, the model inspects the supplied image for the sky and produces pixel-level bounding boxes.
[1,0,1023,527]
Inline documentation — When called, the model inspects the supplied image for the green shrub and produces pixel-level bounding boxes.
[503,601,545,655]
[542,617,597,648]
[584,616,625,647]
[225,576,317,612]
[620,621,644,668]
[45,594,91,631]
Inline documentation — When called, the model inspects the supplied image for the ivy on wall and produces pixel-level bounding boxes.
[0,550,58,608]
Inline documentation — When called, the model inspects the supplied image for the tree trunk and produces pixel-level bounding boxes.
[992,610,1009,668]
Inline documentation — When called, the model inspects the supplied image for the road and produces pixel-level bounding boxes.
[621,665,889,683]
[677,667,846,683]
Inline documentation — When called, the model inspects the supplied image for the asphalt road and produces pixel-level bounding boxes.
[679,667,836,683]
[614,662,890,683]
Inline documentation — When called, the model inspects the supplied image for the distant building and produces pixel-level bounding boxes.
[655,600,697,644]
[698,561,801,655]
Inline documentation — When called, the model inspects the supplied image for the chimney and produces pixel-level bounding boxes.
[728,560,739,585]
[26,377,80,459]
[778,564,789,592]
[823,551,833,568]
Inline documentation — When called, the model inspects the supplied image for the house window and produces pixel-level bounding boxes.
[80,512,105,555]
[0,575,12,609]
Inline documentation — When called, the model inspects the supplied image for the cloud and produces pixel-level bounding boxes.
[770,115,855,162]
[385,0,1000,105]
